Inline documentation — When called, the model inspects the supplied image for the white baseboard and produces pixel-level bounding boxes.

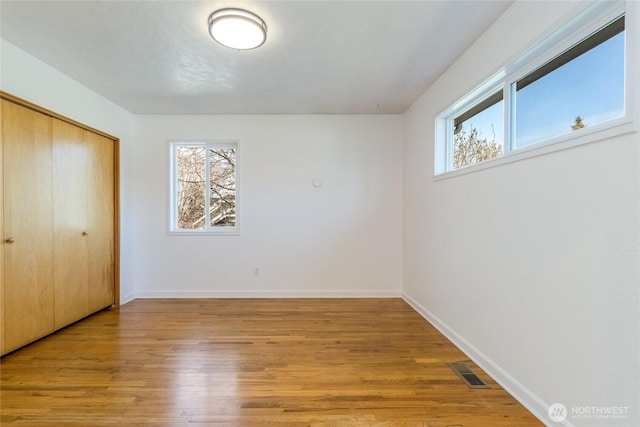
[401,292,567,427]
[119,293,136,305]
[133,289,402,299]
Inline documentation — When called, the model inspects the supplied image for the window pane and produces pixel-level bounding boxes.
[453,93,504,170]
[514,17,624,148]
[176,146,206,229]
[209,148,236,227]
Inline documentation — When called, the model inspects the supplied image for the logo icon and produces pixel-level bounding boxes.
[549,403,568,422]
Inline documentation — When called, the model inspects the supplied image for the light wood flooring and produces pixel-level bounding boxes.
[1,298,543,426]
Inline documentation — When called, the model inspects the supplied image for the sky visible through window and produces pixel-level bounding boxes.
[459,31,624,150]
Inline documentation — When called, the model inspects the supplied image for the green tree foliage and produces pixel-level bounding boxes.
[453,125,503,170]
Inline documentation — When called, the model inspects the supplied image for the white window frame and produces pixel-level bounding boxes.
[434,0,637,178]
[169,140,240,235]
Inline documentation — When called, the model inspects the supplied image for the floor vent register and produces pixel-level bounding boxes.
[448,362,490,389]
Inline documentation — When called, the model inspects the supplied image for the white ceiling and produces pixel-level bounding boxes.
[0,1,512,115]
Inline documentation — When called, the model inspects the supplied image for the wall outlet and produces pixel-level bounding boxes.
[252,267,260,277]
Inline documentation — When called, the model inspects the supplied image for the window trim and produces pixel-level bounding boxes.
[514,16,624,93]
[434,0,637,179]
[168,140,240,236]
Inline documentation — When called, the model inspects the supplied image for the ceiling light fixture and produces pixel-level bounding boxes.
[208,8,267,50]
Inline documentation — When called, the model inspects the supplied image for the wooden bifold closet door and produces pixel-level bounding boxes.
[85,129,115,313]
[52,120,115,328]
[52,119,89,328]
[1,96,118,355]
[2,100,55,352]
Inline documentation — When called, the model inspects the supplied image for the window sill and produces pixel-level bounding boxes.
[168,230,240,236]
[433,116,637,181]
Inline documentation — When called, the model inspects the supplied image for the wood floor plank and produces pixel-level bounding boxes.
[1,299,542,426]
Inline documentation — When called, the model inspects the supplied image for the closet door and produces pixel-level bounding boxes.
[2,100,54,352]
[85,130,115,312]
[1,100,4,354]
[52,119,89,328]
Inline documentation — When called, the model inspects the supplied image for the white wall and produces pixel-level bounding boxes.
[0,39,137,303]
[403,1,639,426]
[133,115,403,297]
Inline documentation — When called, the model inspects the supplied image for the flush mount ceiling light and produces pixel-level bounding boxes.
[208,8,267,50]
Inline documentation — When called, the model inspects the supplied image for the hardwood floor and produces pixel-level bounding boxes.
[1,299,542,426]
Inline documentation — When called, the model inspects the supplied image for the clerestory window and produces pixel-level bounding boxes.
[435,2,631,176]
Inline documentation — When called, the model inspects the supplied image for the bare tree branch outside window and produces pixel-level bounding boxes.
[209,148,236,227]
[453,125,503,170]
[176,146,236,229]
[570,116,587,131]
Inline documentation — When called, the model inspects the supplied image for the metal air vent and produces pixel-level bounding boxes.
[449,362,489,389]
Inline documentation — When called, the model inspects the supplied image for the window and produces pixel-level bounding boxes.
[435,2,632,176]
[170,141,238,234]
[453,91,504,170]
[512,16,625,148]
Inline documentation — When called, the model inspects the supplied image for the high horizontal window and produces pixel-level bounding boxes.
[513,16,625,148]
[435,2,632,176]
[169,141,238,234]
[453,91,504,170]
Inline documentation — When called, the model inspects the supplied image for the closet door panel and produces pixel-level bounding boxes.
[2,100,54,352]
[85,130,115,311]
[1,101,4,354]
[53,119,89,328]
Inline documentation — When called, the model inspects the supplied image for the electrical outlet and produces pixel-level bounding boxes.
[252,267,260,277]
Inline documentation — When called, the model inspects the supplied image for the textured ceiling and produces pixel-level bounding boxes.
[0,1,512,114]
